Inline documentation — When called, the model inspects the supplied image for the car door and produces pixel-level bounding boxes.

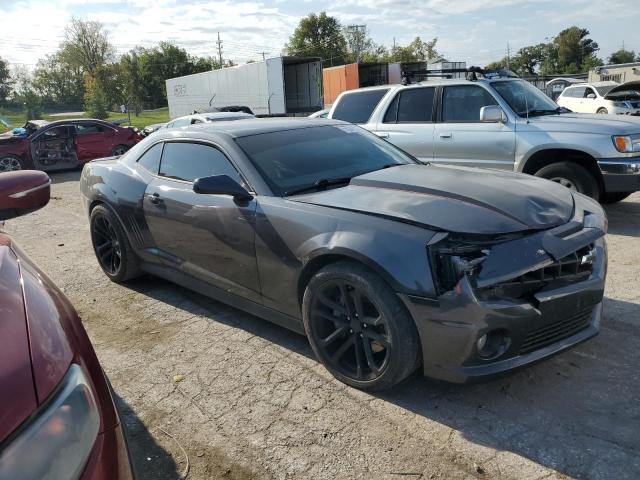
[373,87,436,163]
[582,86,598,113]
[433,84,516,170]
[142,141,261,302]
[567,86,587,112]
[74,122,114,160]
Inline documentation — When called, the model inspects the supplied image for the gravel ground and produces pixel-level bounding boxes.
[6,171,640,480]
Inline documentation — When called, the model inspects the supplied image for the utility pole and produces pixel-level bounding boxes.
[506,42,511,70]
[347,24,366,63]
[216,32,223,69]
[259,51,268,61]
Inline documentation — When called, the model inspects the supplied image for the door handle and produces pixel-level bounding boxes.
[439,132,452,139]
[375,132,389,139]
[147,192,161,205]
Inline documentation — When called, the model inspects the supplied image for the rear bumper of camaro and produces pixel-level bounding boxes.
[400,238,606,384]
[598,158,640,193]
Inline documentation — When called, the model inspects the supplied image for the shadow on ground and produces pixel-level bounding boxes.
[126,270,640,479]
[113,392,181,480]
[604,196,640,238]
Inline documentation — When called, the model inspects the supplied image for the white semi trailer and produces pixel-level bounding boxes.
[165,56,323,118]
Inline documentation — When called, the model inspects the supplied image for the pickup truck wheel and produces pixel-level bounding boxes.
[534,162,599,201]
[597,107,608,114]
[600,192,632,204]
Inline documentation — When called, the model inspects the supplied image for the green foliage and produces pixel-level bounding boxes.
[33,53,85,109]
[60,18,115,76]
[84,75,109,119]
[0,57,12,106]
[389,37,439,63]
[608,49,637,65]
[286,12,348,66]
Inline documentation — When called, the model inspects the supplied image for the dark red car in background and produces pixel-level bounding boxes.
[0,171,133,478]
[0,119,142,173]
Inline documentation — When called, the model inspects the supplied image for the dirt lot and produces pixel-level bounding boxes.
[6,171,640,480]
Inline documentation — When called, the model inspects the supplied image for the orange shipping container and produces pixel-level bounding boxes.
[322,63,359,107]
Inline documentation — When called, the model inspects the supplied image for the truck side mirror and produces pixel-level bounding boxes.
[480,105,507,123]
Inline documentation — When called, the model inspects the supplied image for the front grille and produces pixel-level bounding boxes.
[520,307,593,354]
[479,244,594,299]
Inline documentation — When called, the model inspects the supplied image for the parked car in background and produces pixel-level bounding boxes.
[557,81,640,115]
[308,108,329,119]
[0,170,133,479]
[0,119,142,172]
[328,77,640,203]
[80,119,607,391]
[165,111,255,129]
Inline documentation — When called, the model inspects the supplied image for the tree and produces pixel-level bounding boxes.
[32,52,84,109]
[554,26,601,73]
[84,74,109,119]
[0,57,12,106]
[60,18,114,76]
[344,25,376,63]
[286,12,348,66]
[389,37,439,63]
[608,48,637,65]
[11,66,42,120]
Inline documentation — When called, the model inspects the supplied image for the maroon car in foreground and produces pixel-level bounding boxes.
[0,119,142,173]
[0,171,133,478]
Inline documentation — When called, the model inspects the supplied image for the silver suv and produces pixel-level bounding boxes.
[328,78,640,203]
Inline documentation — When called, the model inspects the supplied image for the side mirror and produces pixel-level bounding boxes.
[0,171,51,221]
[586,93,596,99]
[193,175,253,201]
[480,105,507,123]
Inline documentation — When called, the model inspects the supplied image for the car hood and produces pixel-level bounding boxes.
[0,238,38,443]
[0,131,27,143]
[527,112,640,134]
[290,164,575,234]
[603,80,640,99]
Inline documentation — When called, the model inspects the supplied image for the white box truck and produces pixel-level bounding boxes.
[165,56,323,118]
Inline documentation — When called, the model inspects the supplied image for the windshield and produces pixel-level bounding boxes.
[235,124,415,196]
[492,80,560,116]
[605,88,640,100]
[595,85,617,96]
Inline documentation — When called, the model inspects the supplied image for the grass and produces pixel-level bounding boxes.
[0,107,170,134]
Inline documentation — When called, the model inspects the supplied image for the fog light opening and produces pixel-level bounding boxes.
[477,329,510,360]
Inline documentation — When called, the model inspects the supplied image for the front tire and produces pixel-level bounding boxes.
[90,204,140,282]
[534,161,600,201]
[0,155,25,172]
[597,107,608,114]
[112,144,129,156]
[302,261,420,391]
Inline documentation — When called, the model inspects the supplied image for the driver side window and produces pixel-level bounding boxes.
[158,142,243,184]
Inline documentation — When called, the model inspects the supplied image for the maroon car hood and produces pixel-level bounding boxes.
[0,239,38,443]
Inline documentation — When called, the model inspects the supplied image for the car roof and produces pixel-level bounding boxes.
[156,117,345,139]
[570,81,619,88]
[39,118,119,128]
[201,112,254,120]
[339,77,521,95]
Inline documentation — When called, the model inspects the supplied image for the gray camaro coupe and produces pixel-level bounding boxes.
[80,118,607,390]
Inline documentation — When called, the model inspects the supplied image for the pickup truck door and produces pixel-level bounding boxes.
[372,86,436,163]
[433,85,516,170]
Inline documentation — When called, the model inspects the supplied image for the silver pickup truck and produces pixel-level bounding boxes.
[327,77,640,203]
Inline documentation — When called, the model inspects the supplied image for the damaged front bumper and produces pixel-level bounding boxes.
[401,199,607,383]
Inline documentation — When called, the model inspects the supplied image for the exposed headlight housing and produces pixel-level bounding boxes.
[612,134,640,153]
[612,101,630,108]
[0,364,100,480]
[430,243,489,294]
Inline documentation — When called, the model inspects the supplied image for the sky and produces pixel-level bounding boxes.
[0,0,638,69]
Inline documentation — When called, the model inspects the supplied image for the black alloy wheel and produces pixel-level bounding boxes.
[92,214,122,275]
[303,261,420,390]
[90,205,140,282]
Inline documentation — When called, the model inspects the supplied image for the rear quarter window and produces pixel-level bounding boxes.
[332,89,389,124]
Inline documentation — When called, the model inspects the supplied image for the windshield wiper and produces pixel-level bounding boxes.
[284,176,352,197]
[520,109,559,117]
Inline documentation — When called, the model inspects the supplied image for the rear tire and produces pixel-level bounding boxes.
[597,107,608,114]
[534,161,600,201]
[302,260,421,391]
[600,191,632,204]
[90,204,141,282]
[0,154,25,172]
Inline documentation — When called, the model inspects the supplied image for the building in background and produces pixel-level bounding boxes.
[589,62,640,84]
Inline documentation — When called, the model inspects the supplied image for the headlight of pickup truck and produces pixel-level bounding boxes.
[0,364,100,480]
[612,134,640,153]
